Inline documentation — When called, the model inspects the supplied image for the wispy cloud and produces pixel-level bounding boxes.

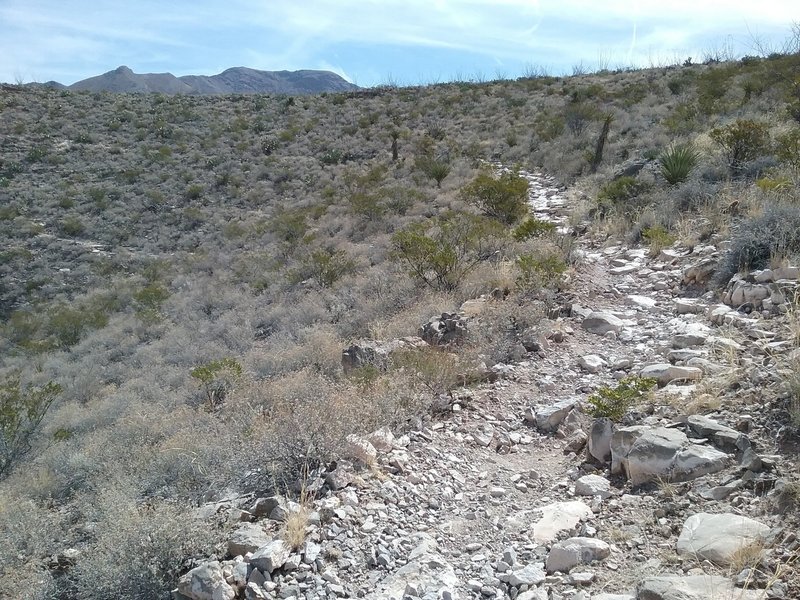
[1,0,798,85]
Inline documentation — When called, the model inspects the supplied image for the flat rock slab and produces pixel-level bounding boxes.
[545,537,610,573]
[530,501,593,544]
[639,363,703,386]
[676,512,771,566]
[637,575,763,600]
[582,312,625,335]
[611,426,728,485]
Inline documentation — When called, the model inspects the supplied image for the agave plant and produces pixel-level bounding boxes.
[659,143,700,185]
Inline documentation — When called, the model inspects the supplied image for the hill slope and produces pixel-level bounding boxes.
[64,65,359,94]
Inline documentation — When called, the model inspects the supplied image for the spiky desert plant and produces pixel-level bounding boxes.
[658,143,700,185]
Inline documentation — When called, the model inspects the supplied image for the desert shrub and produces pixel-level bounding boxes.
[512,216,556,241]
[641,225,676,256]
[390,346,461,397]
[596,176,649,217]
[515,250,567,294]
[714,204,800,286]
[61,488,217,600]
[775,128,800,169]
[663,102,699,135]
[710,119,771,170]
[564,102,598,136]
[587,376,657,422]
[414,156,452,188]
[659,143,700,184]
[60,216,85,237]
[184,184,204,200]
[190,357,243,410]
[293,248,356,288]
[390,211,507,291]
[133,282,170,322]
[532,112,565,141]
[459,171,529,224]
[0,372,62,479]
[268,208,311,254]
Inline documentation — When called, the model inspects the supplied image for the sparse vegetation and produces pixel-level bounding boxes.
[587,376,657,422]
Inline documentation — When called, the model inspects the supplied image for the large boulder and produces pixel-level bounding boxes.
[525,399,576,433]
[177,561,236,600]
[341,336,427,373]
[676,512,771,566]
[639,364,703,386]
[611,426,728,485]
[588,418,614,463]
[250,540,291,574]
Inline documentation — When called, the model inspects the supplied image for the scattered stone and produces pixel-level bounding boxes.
[579,354,607,373]
[250,540,291,574]
[637,575,761,600]
[528,399,577,433]
[505,562,546,586]
[639,364,703,386]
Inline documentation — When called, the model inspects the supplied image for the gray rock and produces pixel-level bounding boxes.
[582,312,625,335]
[250,540,291,574]
[574,475,612,499]
[531,501,593,544]
[227,523,271,558]
[588,418,614,463]
[611,426,728,485]
[637,575,762,600]
[639,364,703,386]
[687,415,749,451]
[530,399,576,432]
[177,561,236,600]
[545,537,610,573]
[579,355,607,373]
[249,496,283,519]
[676,512,771,566]
[516,589,548,600]
[506,562,546,586]
[341,337,427,373]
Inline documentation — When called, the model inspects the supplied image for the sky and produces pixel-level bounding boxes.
[1,1,799,87]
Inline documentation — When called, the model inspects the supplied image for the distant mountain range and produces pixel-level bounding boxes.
[28,65,359,95]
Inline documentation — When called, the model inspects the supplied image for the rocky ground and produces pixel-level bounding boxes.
[169,171,800,600]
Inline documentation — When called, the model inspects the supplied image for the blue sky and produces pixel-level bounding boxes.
[1,1,799,86]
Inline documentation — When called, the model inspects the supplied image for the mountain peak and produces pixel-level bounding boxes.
[65,66,358,95]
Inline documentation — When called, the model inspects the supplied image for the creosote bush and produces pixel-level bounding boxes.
[710,119,771,170]
[390,211,506,291]
[587,376,657,422]
[459,170,529,224]
[512,216,556,241]
[1,372,62,479]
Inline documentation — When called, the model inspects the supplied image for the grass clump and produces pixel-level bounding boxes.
[587,376,657,422]
[659,143,700,184]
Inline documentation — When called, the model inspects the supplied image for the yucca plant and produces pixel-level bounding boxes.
[659,143,700,185]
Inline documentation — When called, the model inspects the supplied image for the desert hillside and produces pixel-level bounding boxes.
[1,43,800,600]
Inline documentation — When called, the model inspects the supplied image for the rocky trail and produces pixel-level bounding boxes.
[173,171,800,600]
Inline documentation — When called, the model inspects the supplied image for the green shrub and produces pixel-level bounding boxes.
[659,143,700,184]
[60,216,85,237]
[190,358,243,410]
[516,251,567,293]
[710,119,771,169]
[1,372,62,479]
[775,128,800,169]
[133,283,170,323]
[642,225,676,256]
[415,156,451,188]
[596,176,649,217]
[587,376,657,422]
[391,211,506,291]
[459,171,529,224]
[294,248,356,288]
[184,184,204,200]
[512,217,556,241]
[47,304,109,348]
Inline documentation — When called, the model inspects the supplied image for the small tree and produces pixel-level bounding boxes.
[1,372,62,479]
[459,171,529,224]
